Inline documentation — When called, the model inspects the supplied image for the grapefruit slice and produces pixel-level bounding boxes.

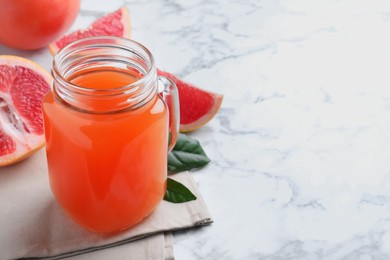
[48,6,131,55]
[158,69,223,132]
[0,56,51,166]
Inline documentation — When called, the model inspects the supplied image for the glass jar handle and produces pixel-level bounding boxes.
[158,76,180,152]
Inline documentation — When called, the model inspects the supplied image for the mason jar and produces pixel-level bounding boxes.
[43,36,179,232]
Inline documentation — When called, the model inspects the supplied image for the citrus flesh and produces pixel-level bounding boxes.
[158,70,223,132]
[49,6,130,54]
[0,56,51,166]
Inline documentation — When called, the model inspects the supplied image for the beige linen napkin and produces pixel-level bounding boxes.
[0,149,212,259]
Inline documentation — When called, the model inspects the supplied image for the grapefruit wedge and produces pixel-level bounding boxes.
[49,6,131,55]
[0,56,51,166]
[158,70,223,132]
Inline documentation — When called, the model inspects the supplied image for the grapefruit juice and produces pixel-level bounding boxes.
[43,68,169,232]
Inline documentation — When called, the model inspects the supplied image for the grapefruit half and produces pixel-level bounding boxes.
[48,6,131,55]
[0,56,51,166]
[158,70,223,132]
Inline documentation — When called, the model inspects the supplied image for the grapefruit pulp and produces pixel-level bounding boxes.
[158,70,223,132]
[0,56,51,166]
[49,6,130,54]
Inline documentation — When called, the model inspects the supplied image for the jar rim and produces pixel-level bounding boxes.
[51,36,158,114]
[52,36,156,94]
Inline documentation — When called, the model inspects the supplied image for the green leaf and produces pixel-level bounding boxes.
[168,133,210,172]
[164,177,197,203]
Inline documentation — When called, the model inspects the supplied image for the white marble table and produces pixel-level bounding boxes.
[3,0,390,259]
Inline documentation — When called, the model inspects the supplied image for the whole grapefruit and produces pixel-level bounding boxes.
[0,0,80,50]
